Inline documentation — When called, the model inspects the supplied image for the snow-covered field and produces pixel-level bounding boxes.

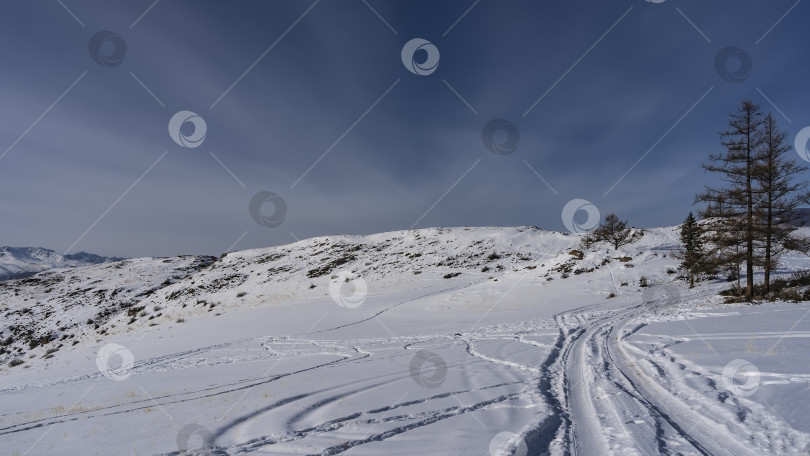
[1,226,810,455]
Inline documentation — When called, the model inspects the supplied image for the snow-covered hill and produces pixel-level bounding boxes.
[0,246,125,281]
[1,225,682,375]
[2,225,809,455]
[0,227,572,364]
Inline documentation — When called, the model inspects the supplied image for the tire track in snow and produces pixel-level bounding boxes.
[536,286,772,456]
[521,287,773,455]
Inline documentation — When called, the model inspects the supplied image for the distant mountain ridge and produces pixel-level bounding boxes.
[0,246,125,281]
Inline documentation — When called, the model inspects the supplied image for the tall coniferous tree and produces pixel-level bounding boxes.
[697,100,764,300]
[755,113,810,293]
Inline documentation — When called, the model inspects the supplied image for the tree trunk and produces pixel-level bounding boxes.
[765,201,773,294]
[746,230,754,299]
[745,110,754,300]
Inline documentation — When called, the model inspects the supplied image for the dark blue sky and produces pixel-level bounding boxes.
[1,0,808,257]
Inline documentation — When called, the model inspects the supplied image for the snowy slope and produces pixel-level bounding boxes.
[0,246,125,281]
[1,226,809,455]
[0,226,575,367]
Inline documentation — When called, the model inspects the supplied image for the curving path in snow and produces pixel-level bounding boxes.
[533,283,810,456]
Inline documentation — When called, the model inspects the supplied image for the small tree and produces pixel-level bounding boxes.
[584,213,633,250]
[678,212,704,288]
